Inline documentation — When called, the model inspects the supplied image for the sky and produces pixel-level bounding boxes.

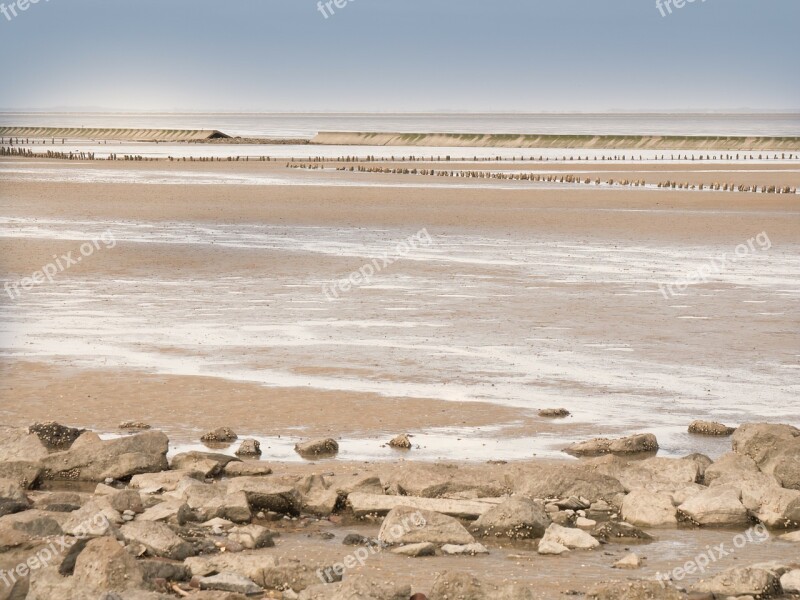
[0,0,798,112]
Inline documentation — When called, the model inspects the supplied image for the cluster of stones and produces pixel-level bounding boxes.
[0,420,797,599]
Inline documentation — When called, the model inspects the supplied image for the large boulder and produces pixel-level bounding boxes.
[378,506,473,545]
[732,423,800,471]
[40,431,169,482]
[678,486,749,526]
[386,463,507,498]
[564,433,658,457]
[691,566,781,598]
[704,452,761,485]
[0,461,42,489]
[509,464,624,503]
[582,455,700,493]
[781,570,800,594]
[119,521,196,560]
[0,427,49,462]
[752,486,800,529]
[73,536,145,593]
[470,497,550,539]
[225,478,301,515]
[539,523,599,550]
[622,488,678,528]
[429,571,532,600]
[182,482,251,523]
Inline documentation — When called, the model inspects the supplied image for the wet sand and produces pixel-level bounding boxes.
[1,157,799,461]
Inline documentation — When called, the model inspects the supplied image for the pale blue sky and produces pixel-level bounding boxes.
[0,0,797,111]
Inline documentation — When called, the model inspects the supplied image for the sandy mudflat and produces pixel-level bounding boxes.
[1,157,798,462]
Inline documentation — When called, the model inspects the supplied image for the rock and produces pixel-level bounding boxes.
[622,488,678,528]
[387,463,507,498]
[60,500,116,536]
[342,532,374,545]
[510,463,624,503]
[582,455,701,493]
[185,551,339,592]
[588,580,687,599]
[540,523,599,550]
[379,506,473,545]
[732,423,800,483]
[691,566,780,598]
[392,542,436,557]
[0,426,49,462]
[34,490,83,513]
[0,478,30,517]
[129,470,203,492]
[120,521,196,560]
[199,572,263,595]
[538,408,570,418]
[778,530,800,542]
[0,460,43,489]
[235,439,261,457]
[684,453,713,480]
[226,478,301,515]
[170,451,239,477]
[564,433,658,457]
[752,485,800,529]
[781,570,800,594]
[388,434,412,449]
[593,521,654,542]
[227,524,274,549]
[348,492,502,519]
[576,516,596,528]
[139,559,191,583]
[109,490,144,515]
[223,490,253,523]
[73,536,144,593]
[537,540,570,555]
[613,553,641,569]
[223,461,273,477]
[704,452,761,486]
[298,576,412,600]
[138,499,191,524]
[119,422,151,430]
[1,509,64,537]
[678,486,749,526]
[428,571,533,600]
[29,422,86,451]
[201,427,238,443]
[470,497,550,539]
[40,431,169,482]
[294,438,339,458]
[441,543,489,555]
[688,420,736,436]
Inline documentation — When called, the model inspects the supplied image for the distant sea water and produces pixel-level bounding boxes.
[1,112,798,139]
